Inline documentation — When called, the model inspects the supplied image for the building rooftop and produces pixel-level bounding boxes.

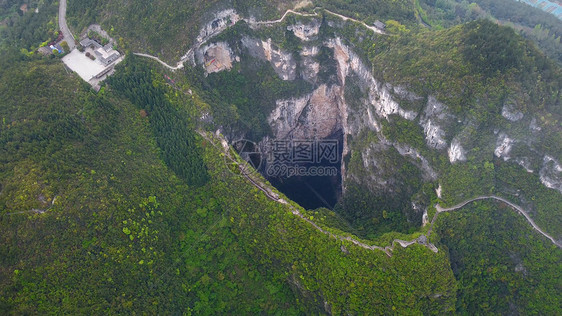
[80,38,102,49]
[373,20,386,29]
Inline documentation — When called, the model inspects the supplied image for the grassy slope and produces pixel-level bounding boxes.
[0,53,299,314]
[416,0,562,64]
[1,3,560,314]
[0,53,457,314]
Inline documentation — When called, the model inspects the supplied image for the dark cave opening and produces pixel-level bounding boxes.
[234,132,343,210]
[268,163,341,210]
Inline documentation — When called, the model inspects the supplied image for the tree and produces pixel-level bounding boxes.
[385,20,410,35]
[60,41,70,53]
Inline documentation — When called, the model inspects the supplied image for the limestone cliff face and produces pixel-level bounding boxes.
[241,37,297,80]
[300,46,320,83]
[196,9,241,45]
[325,37,417,121]
[192,14,561,216]
[268,84,345,140]
[195,33,444,199]
[419,97,451,150]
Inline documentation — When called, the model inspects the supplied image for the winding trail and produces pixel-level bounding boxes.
[57,0,559,253]
[6,196,58,216]
[200,131,437,257]
[133,53,184,70]
[134,7,385,71]
[199,131,562,255]
[250,8,385,34]
[52,0,562,251]
[322,9,385,34]
[434,196,562,248]
[249,9,319,25]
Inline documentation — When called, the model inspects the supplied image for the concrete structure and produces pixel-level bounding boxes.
[80,38,102,49]
[373,20,386,30]
[79,38,121,66]
[94,45,120,65]
[62,49,107,81]
[63,37,123,89]
[62,47,124,91]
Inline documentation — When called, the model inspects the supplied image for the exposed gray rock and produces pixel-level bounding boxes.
[394,143,437,180]
[268,84,345,140]
[530,118,542,132]
[502,102,524,122]
[448,138,466,163]
[197,9,241,44]
[287,20,320,41]
[515,157,534,173]
[241,37,297,80]
[494,133,514,161]
[419,96,450,150]
[540,155,562,193]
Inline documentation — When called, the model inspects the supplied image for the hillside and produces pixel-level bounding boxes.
[366,20,562,237]
[64,0,416,62]
[416,0,562,63]
[0,51,459,314]
[1,0,561,314]
[173,10,561,239]
[65,0,301,62]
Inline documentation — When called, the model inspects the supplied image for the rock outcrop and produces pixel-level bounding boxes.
[540,155,562,193]
[494,133,514,161]
[448,139,466,163]
[189,13,561,212]
[196,42,237,74]
[287,20,320,41]
[241,37,297,80]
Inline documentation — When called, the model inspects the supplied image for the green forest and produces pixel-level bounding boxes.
[1,0,561,314]
[0,52,460,314]
[434,201,561,314]
[417,0,562,63]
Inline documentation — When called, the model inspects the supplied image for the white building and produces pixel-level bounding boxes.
[94,45,120,66]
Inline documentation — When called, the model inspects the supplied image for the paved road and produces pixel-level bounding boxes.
[249,9,318,25]
[58,0,75,50]
[435,196,561,248]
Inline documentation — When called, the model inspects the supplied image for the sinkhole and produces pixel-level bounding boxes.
[232,131,343,210]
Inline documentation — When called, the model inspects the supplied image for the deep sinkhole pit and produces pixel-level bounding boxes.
[202,36,352,210]
[232,132,343,210]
